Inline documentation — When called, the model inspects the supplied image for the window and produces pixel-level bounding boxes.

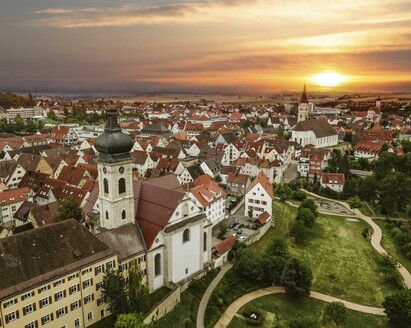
[97,296,105,306]
[106,260,115,271]
[84,294,94,304]
[74,318,80,328]
[103,178,109,194]
[83,278,93,289]
[41,313,53,325]
[22,291,34,301]
[138,256,146,264]
[203,232,207,251]
[56,307,67,318]
[119,263,128,272]
[38,285,49,294]
[154,254,161,276]
[25,321,38,328]
[23,303,35,316]
[53,278,65,287]
[5,311,19,323]
[68,273,78,281]
[70,300,81,311]
[4,298,17,308]
[87,311,93,322]
[95,265,104,275]
[82,268,92,275]
[105,211,109,221]
[95,282,103,291]
[183,229,190,243]
[54,290,66,302]
[118,178,126,194]
[69,284,79,295]
[39,296,51,308]
[121,210,126,220]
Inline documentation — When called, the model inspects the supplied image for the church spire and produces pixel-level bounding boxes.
[300,83,308,103]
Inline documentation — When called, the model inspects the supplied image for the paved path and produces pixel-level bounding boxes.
[301,190,411,289]
[197,263,233,328]
[215,287,386,328]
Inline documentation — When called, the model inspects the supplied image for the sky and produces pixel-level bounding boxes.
[1,0,411,94]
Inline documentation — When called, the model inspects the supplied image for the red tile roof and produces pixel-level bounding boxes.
[321,173,345,185]
[246,171,274,199]
[213,235,236,257]
[0,187,29,206]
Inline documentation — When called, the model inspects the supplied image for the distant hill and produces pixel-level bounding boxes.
[0,92,32,109]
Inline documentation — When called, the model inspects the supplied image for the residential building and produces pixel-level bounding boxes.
[244,171,274,220]
[226,172,251,196]
[320,173,345,192]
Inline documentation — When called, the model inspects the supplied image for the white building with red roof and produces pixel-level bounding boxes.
[0,187,30,227]
[244,171,274,220]
[320,173,345,192]
[185,174,226,226]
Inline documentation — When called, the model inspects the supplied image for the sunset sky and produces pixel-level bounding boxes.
[1,0,411,94]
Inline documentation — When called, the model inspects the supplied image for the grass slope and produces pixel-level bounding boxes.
[271,201,400,307]
[228,294,387,328]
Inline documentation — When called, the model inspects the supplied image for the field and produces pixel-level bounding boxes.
[228,294,388,328]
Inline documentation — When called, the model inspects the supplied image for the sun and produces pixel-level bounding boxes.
[312,72,348,87]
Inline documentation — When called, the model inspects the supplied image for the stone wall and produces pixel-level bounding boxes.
[144,287,181,325]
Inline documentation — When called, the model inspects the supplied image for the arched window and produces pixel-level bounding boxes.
[118,178,126,194]
[183,229,190,243]
[203,232,207,251]
[103,178,109,194]
[122,210,126,220]
[154,254,161,276]
[105,211,109,220]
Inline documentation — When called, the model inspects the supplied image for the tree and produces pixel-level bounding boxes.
[290,220,309,243]
[347,195,362,209]
[14,115,25,133]
[289,318,320,328]
[55,196,84,222]
[268,238,289,258]
[300,199,318,217]
[127,262,149,314]
[323,302,347,327]
[382,290,411,328]
[379,172,411,215]
[257,255,287,285]
[115,313,147,328]
[102,262,149,316]
[380,143,389,153]
[378,254,399,278]
[295,207,317,228]
[281,258,312,297]
[233,249,259,278]
[102,269,128,315]
[219,222,228,236]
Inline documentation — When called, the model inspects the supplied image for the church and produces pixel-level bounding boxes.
[291,85,338,148]
[90,106,212,292]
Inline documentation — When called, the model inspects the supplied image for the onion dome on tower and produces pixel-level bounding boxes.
[95,106,133,163]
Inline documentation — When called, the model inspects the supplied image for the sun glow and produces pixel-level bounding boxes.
[312,72,348,87]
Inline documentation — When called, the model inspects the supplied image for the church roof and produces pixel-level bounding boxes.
[293,119,337,138]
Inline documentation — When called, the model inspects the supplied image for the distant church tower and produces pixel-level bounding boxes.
[297,84,309,122]
[95,106,135,230]
[376,96,381,109]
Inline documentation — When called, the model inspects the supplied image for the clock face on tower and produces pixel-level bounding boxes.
[119,167,125,174]
[103,167,107,174]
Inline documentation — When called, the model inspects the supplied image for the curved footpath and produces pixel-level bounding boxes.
[300,189,411,289]
[197,262,233,328]
[214,287,385,328]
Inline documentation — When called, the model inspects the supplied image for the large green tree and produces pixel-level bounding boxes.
[281,258,312,297]
[295,207,317,228]
[378,172,411,215]
[102,262,149,316]
[323,302,348,328]
[56,196,84,222]
[382,290,411,328]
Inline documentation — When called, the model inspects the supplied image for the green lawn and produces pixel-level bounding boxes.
[228,294,388,328]
[374,220,411,273]
[272,201,400,307]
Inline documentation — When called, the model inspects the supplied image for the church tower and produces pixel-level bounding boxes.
[95,106,135,230]
[297,84,309,122]
[376,96,381,109]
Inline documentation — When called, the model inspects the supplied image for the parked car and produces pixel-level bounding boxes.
[233,223,243,231]
[229,222,237,228]
[236,228,243,234]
